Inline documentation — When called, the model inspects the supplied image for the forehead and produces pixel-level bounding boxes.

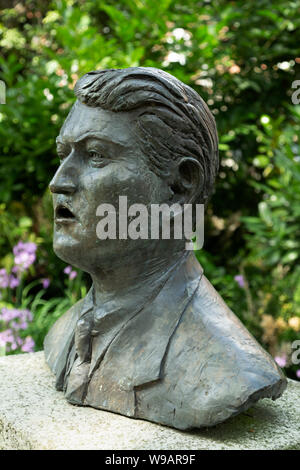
[57,100,137,147]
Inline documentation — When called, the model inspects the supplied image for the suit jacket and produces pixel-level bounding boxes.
[44,253,286,430]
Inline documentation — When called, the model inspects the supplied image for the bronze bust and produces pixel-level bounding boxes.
[44,67,286,430]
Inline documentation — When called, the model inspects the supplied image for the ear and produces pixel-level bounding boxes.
[170,157,204,204]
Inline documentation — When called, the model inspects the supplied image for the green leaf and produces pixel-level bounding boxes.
[282,251,298,264]
[253,155,269,168]
[258,202,273,226]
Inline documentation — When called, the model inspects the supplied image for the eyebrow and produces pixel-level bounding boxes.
[56,132,127,148]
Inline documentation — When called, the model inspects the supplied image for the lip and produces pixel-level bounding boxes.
[54,203,77,224]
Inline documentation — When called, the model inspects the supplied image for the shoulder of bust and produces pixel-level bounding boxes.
[135,274,287,429]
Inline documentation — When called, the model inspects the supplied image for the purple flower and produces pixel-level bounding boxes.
[0,307,32,324]
[0,307,34,353]
[0,329,15,345]
[10,341,18,351]
[9,274,20,289]
[21,336,35,353]
[0,268,9,289]
[13,241,37,256]
[14,252,36,271]
[234,274,245,288]
[41,278,50,289]
[274,355,287,368]
[69,270,77,280]
[13,241,37,272]
[64,266,77,280]
[296,369,300,379]
[64,266,72,275]
[19,309,33,322]
[11,320,28,331]
[0,268,20,289]
[0,307,19,322]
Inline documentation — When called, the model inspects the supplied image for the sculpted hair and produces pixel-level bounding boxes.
[74,67,219,202]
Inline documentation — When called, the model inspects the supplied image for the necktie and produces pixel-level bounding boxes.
[74,307,94,363]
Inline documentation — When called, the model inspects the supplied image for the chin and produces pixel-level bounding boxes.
[53,244,77,267]
[53,234,85,269]
[53,236,105,274]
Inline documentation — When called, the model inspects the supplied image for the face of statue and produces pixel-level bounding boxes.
[50,100,172,274]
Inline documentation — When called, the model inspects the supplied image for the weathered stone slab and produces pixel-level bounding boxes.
[0,351,299,450]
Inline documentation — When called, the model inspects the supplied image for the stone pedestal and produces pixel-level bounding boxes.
[0,351,299,450]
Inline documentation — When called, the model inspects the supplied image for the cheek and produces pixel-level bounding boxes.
[81,164,162,208]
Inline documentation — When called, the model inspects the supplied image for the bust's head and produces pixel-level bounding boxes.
[50,67,219,274]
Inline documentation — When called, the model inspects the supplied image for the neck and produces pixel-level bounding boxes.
[90,245,187,309]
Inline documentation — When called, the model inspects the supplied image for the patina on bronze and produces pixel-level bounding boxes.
[44,67,287,430]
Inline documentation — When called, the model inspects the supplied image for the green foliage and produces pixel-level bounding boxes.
[0,0,299,378]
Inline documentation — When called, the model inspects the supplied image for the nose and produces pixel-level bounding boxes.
[49,156,77,195]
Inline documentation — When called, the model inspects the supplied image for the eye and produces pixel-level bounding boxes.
[88,150,102,159]
[87,149,108,167]
[57,151,68,162]
[56,144,70,162]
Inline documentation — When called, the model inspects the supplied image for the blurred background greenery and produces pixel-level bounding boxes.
[0,0,299,379]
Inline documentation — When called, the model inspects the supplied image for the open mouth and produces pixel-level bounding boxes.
[55,204,76,222]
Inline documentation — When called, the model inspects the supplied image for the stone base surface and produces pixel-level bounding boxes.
[0,351,299,450]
